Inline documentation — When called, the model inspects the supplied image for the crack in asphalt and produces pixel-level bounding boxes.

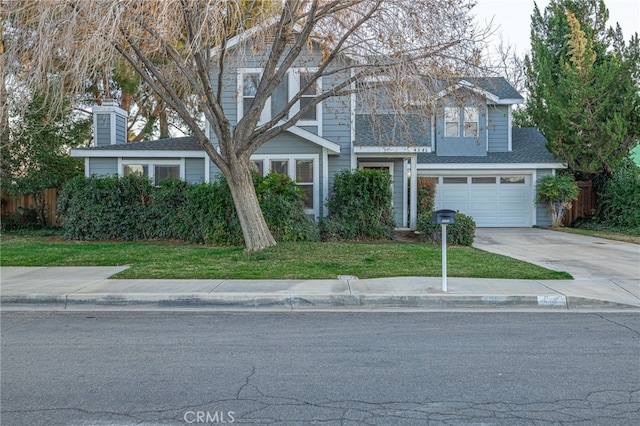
[3,388,639,424]
[594,313,640,337]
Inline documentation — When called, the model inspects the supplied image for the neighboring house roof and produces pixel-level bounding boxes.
[354,114,431,153]
[417,128,564,166]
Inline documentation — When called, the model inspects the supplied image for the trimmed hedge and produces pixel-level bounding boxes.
[319,169,395,241]
[416,211,476,246]
[58,173,319,244]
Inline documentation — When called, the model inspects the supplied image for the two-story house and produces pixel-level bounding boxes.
[71,33,564,230]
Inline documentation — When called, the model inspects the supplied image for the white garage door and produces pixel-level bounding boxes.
[433,175,532,227]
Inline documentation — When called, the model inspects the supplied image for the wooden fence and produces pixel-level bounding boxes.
[1,188,61,226]
[562,181,597,226]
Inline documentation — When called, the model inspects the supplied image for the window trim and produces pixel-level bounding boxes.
[118,159,185,185]
[250,154,319,216]
[444,107,459,137]
[237,68,321,130]
[463,107,479,138]
[292,68,321,127]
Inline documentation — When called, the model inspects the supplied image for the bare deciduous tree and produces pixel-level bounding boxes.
[5,0,488,251]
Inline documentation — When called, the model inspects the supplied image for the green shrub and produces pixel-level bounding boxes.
[320,169,395,241]
[257,173,319,242]
[2,207,40,230]
[58,173,318,244]
[594,158,640,229]
[417,177,436,215]
[416,211,476,246]
[58,174,154,240]
[535,174,580,227]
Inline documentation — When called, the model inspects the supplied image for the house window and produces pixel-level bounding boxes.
[239,69,320,125]
[299,72,318,121]
[252,155,318,212]
[122,162,180,186]
[295,159,314,209]
[271,76,289,120]
[252,160,264,176]
[123,164,149,178]
[444,107,459,137]
[242,72,260,117]
[464,107,479,137]
[270,159,289,175]
[154,165,180,185]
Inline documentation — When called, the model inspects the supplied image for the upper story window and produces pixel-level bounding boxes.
[444,106,479,138]
[464,107,479,137]
[238,68,321,126]
[242,73,260,117]
[299,72,318,121]
[444,107,459,137]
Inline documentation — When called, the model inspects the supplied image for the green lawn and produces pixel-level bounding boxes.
[0,233,572,280]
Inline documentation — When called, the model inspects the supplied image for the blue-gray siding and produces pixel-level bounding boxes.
[487,105,509,152]
[95,114,111,147]
[535,170,554,226]
[185,158,205,184]
[115,115,127,145]
[88,158,118,176]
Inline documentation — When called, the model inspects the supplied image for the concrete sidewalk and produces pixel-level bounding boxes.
[1,266,639,310]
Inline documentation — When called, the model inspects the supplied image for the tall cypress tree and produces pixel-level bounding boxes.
[524,0,640,176]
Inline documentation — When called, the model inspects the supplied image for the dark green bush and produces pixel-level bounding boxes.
[257,173,319,242]
[416,211,476,246]
[594,158,640,229]
[320,169,395,241]
[2,207,40,230]
[58,172,318,244]
[417,177,436,215]
[58,174,154,240]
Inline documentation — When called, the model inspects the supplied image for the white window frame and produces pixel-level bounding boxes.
[291,68,321,127]
[118,159,185,185]
[250,154,319,216]
[237,68,269,125]
[238,68,321,129]
[444,107,459,137]
[463,107,479,137]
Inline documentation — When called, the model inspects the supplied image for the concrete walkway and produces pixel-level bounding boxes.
[1,266,638,310]
[2,228,638,311]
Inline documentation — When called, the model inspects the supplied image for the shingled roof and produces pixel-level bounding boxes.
[355,114,430,148]
[418,128,563,164]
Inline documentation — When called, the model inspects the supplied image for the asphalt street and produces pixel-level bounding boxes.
[2,311,639,425]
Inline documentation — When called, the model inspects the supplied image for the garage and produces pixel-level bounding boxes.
[429,174,533,227]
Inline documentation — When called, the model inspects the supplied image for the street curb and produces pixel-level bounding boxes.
[3,293,638,310]
[0,293,569,309]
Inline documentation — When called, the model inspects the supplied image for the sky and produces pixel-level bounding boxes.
[473,0,640,57]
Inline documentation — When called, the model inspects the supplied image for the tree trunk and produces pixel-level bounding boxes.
[226,157,276,252]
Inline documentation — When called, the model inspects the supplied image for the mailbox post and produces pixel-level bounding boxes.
[432,209,456,292]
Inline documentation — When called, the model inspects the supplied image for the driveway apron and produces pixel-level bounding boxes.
[473,228,640,280]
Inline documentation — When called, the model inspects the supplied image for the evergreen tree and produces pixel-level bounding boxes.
[524,0,640,176]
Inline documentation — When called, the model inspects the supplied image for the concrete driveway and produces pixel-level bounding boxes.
[473,228,639,280]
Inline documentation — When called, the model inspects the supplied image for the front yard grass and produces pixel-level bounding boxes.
[0,233,571,280]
